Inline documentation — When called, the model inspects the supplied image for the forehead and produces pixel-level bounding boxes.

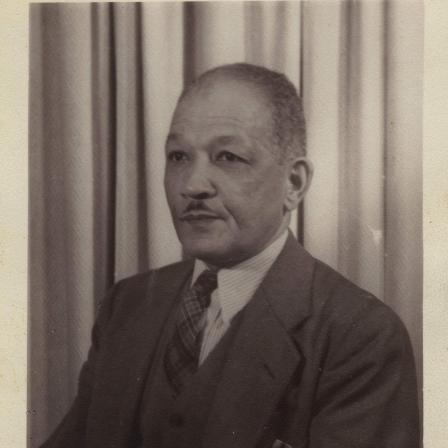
[171,78,272,136]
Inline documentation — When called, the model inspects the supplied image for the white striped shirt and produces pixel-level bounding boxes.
[192,231,288,365]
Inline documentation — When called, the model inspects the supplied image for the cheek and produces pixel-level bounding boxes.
[224,178,283,226]
[243,172,285,204]
[164,176,181,204]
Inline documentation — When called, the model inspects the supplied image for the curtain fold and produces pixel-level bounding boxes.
[29,2,423,446]
[384,0,423,403]
[302,1,345,267]
[140,2,184,270]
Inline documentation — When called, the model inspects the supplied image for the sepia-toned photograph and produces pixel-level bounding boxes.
[27,2,424,447]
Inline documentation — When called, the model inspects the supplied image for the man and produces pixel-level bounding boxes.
[42,63,419,448]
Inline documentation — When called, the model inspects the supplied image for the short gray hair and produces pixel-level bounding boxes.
[179,63,306,160]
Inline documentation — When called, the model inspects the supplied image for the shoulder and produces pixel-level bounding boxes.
[99,259,194,314]
[114,259,193,292]
[307,258,411,355]
[265,235,410,346]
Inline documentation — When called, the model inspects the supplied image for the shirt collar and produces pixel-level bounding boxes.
[192,230,288,324]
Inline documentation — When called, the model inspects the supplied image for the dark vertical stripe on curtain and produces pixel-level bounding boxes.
[90,3,116,308]
[183,2,197,86]
[382,0,390,305]
[272,3,286,68]
[135,2,150,272]
[297,1,305,245]
[40,4,69,429]
[107,2,118,295]
[245,2,263,62]
[338,0,363,278]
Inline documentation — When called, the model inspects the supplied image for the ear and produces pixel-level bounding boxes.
[284,157,314,211]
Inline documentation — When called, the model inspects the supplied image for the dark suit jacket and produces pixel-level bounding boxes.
[42,234,420,448]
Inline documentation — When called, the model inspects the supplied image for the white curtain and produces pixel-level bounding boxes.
[29,2,423,446]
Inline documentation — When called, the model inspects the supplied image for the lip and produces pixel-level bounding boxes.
[180,213,221,222]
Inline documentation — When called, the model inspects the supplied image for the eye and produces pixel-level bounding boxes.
[216,151,245,163]
[167,150,189,162]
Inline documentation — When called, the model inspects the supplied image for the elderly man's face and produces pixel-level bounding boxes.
[164,78,293,267]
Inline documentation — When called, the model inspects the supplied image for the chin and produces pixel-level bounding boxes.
[184,242,225,262]
[182,239,235,266]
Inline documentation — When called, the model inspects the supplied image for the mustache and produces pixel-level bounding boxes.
[179,200,221,219]
[183,200,212,214]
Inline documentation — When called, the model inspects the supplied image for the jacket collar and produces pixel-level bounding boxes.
[260,231,314,332]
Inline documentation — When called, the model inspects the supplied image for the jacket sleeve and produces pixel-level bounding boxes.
[308,301,420,448]
[40,281,123,448]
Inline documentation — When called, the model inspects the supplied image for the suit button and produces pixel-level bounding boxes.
[169,413,183,427]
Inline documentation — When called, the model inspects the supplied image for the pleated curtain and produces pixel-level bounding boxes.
[29,2,423,446]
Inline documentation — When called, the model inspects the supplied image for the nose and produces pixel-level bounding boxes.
[182,160,216,200]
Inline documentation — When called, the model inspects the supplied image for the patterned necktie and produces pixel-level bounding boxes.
[164,269,218,395]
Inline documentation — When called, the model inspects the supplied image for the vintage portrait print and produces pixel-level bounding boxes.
[2,0,442,446]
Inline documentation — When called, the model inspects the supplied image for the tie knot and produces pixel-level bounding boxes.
[193,269,218,298]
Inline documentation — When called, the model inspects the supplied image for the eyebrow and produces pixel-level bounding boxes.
[165,133,193,153]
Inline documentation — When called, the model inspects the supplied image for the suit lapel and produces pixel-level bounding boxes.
[203,234,315,448]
